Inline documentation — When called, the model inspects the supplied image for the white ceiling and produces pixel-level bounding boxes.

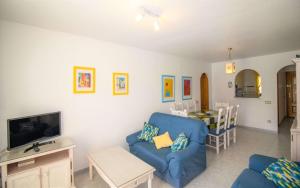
[1,0,300,62]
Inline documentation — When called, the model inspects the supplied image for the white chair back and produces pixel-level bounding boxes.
[171,109,188,117]
[230,104,239,127]
[183,100,199,113]
[215,102,229,110]
[216,107,229,134]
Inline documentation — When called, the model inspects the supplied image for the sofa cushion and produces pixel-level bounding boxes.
[262,158,300,188]
[153,132,173,149]
[249,154,278,173]
[208,128,226,136]
[131,141,170,173]
[137,122,159,143]
[171,133,189,152]
[232,169,276,188]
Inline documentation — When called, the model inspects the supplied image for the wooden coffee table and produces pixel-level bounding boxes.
[88,146,155,188]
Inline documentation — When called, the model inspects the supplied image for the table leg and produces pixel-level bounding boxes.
[1,165,7,188]
[147,175,152,188]
[89,160,93,180]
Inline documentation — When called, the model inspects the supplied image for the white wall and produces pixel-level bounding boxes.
[0,21,211,170]
[212,50,300,132]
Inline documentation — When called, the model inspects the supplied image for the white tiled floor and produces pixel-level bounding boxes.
[74,118,292,188]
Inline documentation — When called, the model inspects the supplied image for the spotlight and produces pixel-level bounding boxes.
[135,13,144,22]
[154,20,160,31]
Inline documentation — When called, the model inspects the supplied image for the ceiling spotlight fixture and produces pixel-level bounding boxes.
[153,20,160,31]
[136,5,162,31]
[135,13,144,22]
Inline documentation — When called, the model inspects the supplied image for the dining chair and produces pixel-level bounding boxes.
[206,107,229,154]
[227,104,239,147]
[171,109,188,117]
[193,100,200,112]
[183,100,198,113]
[214,102,230,110]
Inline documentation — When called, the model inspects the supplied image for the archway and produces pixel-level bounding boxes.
[200,73,209,111]
[277,64,296,127]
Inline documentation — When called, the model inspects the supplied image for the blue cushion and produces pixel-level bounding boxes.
[232,169,276,188]
[249,154,278,173]
[131,141,170,173]
[208,128,226,136]
[227,124,236,129]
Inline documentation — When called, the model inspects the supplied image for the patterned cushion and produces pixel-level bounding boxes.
[230,117,235,124]
[227,124,235,129]
[209,128,226,136]
[208,121,225,130]
[262,158,300,188]
[137,122,159,143]
[171,133,189,152]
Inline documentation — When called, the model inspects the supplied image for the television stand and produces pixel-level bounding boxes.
[24,140,56,153]
[0,137,76,188]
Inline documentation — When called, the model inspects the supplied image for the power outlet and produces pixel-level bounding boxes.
[267,120,272,123]
[265,101,272,104]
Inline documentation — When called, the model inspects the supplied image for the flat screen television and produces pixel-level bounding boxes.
[7,112,61,150]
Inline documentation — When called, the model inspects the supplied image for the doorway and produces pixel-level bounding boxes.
[277,65,296,126]
[200,73,209,111]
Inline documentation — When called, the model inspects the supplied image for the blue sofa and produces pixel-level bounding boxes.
[126,112,208,188]
[232,154,300,188]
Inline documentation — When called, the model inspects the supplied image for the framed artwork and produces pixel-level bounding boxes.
[113,72,129,95]
[73,66,96,94]
[162,75,175,103]
[182,76,192,100]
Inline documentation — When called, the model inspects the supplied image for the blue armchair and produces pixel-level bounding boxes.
[126,112,208,188]
[232,154,300,188]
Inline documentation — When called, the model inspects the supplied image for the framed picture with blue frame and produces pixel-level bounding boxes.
[161,75,175,103]
[182,76,192,100]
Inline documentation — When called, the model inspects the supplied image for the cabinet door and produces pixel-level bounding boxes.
[7,168,41,188]
[41,159,71,188]
[292,133,300,162]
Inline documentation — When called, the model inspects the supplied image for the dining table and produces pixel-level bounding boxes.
[188,110,219,129]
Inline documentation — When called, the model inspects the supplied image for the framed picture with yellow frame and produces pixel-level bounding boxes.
[113,72,129,95]
[73,66,96,94]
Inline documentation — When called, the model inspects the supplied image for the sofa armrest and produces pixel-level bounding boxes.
[166,142,200,162]
[126,131,141,146]
[249,154,277,173]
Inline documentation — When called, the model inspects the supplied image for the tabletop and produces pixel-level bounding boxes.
[88,146,155,187]
[188,110,218,128]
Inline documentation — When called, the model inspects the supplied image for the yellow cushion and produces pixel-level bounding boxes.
[153,132,173,149]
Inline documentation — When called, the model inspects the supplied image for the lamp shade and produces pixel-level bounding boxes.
[226,63,235,74]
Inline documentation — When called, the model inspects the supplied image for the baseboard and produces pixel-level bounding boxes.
[237,125,277,134]
[74,167,88,175]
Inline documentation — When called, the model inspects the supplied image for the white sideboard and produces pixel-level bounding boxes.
[291,58,300,162]
[291,120,300,162]
[0,138,76,188]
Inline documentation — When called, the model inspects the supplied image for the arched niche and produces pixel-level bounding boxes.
[235,69,262,98]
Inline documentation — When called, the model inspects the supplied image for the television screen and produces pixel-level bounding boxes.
[7,112,61,150]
